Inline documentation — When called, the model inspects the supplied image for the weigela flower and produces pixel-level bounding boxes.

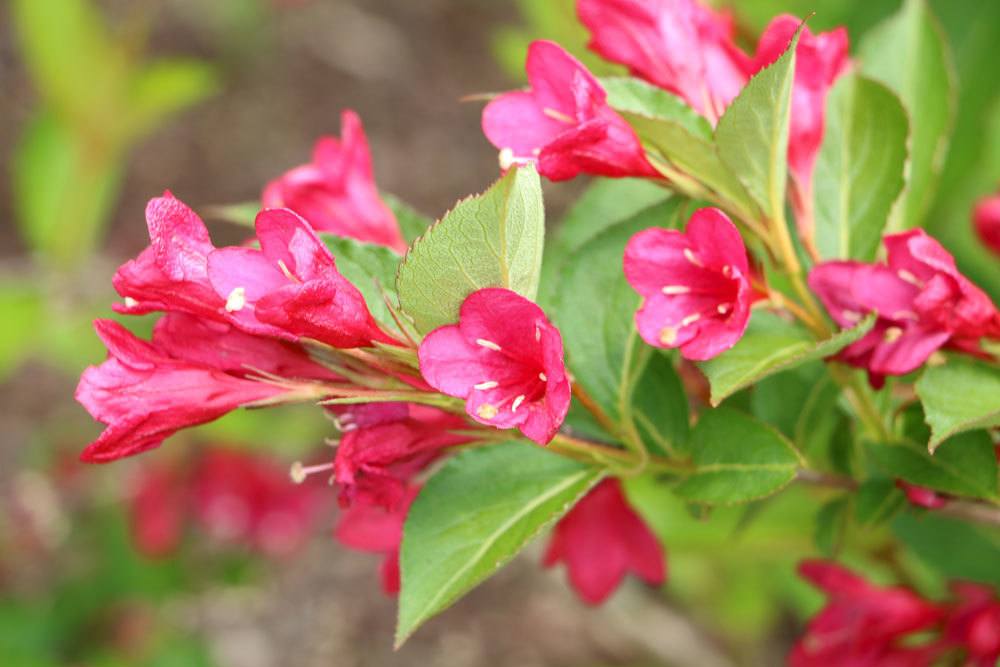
[809,230,1000,385]
[543,478,665,604]
[129,462,186,557]
[896,481,948,510]
[262,110,407,253]
[973,192,1000,258]
[943,582,1000,667]
[791,560,945,667]
[334,486,417,595]
[754,15,849,218]
[76,320,292,463]
[417,288,571,445]
[207,207,397,348]
[333,404,468,510]
[481,40,656,181]
[113,193,226,320]
[577,0,752,122]
[624,207,751,360]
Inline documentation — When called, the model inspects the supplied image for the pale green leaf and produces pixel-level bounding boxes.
[715,29,799,222]
[602,77,712,138]
[698,311,876,406]
[396,165,545,334]
[383,192,433,244]
[860,0,956,230]
[916,356,1000,450]
[814,74,908,260]
[675,408,803,505]
[320,235,401,326]
[396,441,602,646]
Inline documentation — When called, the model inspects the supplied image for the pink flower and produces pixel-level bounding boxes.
[624,207,751,360]
[754,16,849,229]
[129,462,186,557]
[192,448,325,557]
[791,560,945,667]
[481,40,656,181]
[896,481,948,510]
[262,110,407,253]
[76,320,290,463]
[543,478,665,604]
[809,230,1000,385]
[943,582,1000,667]
[207,208,396,348]
[113,193,226,320]
[333,405,468,510]
[577,0,753,123]
[973,192,1000,258]
[417,288,571,445]
[334,486,417,595]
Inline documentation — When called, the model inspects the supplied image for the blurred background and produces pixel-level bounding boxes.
[1,1,997,666]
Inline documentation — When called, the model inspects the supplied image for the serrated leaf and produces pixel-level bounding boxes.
[698,311,876,406]
[396,165,544,334]
[814,74,908,260]
[321,235,401,326]
[860,0,955,231]
[622,112,756,214]
[553,199,684,423]
[715,28,800,222]
[854,477,906,526]
[396,441,602,646]
[674,408,803,505]
[602,77,712,139]
[870,431,998,501]
[915,356,1000,450]
[383,192,433,244]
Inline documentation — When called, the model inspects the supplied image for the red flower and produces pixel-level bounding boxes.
[624,207,751,360]
[76,320,291,463]
[943,582,1000,667]
[207,208,396,348]
[113,194,226,320]
[809,230,1000,385]
[417,288,571,445]
[973,192,1000,258]
[481,40,656,181]
[262,110,407,253]
[896,481,948,510]
[543,479,665,604]
[129,462,186,557]
[753,15,849,231]
[577,0,752,123]
[791,560,945,667]
[334,486,417,595]
[333,404,468,510]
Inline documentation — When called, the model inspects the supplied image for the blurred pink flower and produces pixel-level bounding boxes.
[973,192,1000,258]
[334,486,417,595]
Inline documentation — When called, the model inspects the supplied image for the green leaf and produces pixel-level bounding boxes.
[396,165,545,334]
[622,112,755,214]
[854,477,906,526]
[814,497,849,557]
[628,350,689,457]
[397,441,602,646]
[893,512,1000,589]
[698,311,876,406]
[201,201,259,228]
[715,28,799,222]
[125,59,219,140]
[320,235,401,326]
[602,77,712,138]
[860,0,956,230]
[0,283,44,380]
[869,431,998,501]
[383,192,433,244]
[674,408,803,505]
[813,74,908,261]
[553,199,683,422]
[915,356,1000,450]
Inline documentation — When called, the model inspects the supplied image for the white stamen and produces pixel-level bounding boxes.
[660,326,678,345]
[277,259,297,282]
[842,309,862,323]
[542,107,575,124]
[535,325,541,342]
[499,147,516,171]
[124,296,139,308]
[225,286,247,312]
[661,285,691,295]
[897,269,923,287]
[289,461,333,484]
[683,248,703,267]
[681,313,701,327]
[717,303,730,314]
[884,326,904,343]
[511,395,526,412]
[476,403,498,420]
[722,265,733,277]
[531,147,541,156]
[476,338,502,352]
[538,372,547,382]
[474,380,499,390]
[892,310,919,321]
